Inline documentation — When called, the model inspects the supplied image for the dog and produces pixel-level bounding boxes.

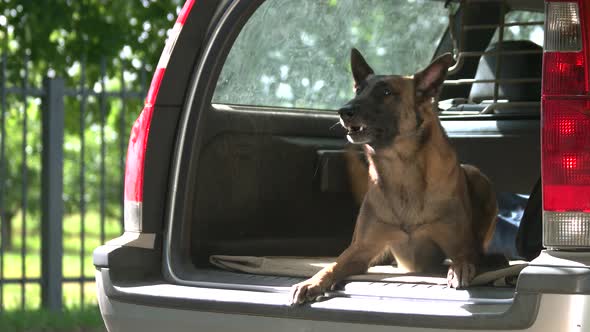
[289,48,498,305]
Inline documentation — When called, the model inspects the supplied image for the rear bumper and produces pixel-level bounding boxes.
[96,265,541,331]
[96,267,590,332]
[95,244,590,331]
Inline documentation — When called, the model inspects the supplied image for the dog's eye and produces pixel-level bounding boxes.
[383,88,392,96]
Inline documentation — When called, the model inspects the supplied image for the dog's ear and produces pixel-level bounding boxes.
[414,53,454,98]
[351,48,374,87]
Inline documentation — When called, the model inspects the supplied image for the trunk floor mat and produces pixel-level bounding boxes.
[209,255,527,287]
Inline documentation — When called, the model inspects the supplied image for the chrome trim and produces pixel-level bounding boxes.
[124,200,142,232]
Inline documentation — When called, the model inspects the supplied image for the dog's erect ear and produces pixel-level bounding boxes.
[351,48,374,86]
[414,53,454,98]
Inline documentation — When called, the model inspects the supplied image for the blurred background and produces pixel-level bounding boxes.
[0,0,183,329]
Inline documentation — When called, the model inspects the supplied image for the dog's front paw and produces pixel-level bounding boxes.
[447,262,475,288]
[289,279,326,305]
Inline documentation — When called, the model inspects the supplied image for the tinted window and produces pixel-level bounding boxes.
[491,11,544,46]
[213,0,449,110]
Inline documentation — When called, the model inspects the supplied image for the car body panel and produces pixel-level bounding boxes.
[96,268,587,332]
[94,0,590,330]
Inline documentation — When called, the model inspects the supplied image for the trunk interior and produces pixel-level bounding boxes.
[166,0,544,312]
[178,103,539,306]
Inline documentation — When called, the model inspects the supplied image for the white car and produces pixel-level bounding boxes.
[95,0,590,330]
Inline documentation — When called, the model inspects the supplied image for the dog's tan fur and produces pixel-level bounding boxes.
[289,49,498,305]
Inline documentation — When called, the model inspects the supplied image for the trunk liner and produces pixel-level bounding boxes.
[187,267,517,304]
[209,255,527,287]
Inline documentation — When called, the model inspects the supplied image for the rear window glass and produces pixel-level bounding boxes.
[491,11,544,46]
[212,0,449,110]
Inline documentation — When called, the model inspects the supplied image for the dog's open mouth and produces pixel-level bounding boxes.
[349,125,366,134]
[345,124,373,144]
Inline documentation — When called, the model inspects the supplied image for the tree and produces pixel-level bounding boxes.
[2,0,183,83]
[0,0,183,247]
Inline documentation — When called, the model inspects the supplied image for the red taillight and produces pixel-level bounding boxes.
[542,52,587,95]
[124,67,165,204]
[145,67,166,108]
[542,0,590,248]
[542,99,590,212]
[177,0,195,24]
[123,0,194,232]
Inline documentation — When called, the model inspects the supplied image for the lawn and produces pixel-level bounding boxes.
[1,211,122,310]
[0,306,106,332]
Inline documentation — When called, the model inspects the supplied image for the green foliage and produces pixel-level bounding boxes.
[60,95,143,216]
[2,0,183,84]
[0,0,182,226]
[0,98,42,217]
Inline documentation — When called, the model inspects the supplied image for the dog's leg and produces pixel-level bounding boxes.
[289,216,398,305]
[446,260,476,288]
[462,164,498,251]
[289,243,384,305]
[427,221,478,288]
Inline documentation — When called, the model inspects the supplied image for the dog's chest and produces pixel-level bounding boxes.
[367,145,461,228]
[370,182,446,228]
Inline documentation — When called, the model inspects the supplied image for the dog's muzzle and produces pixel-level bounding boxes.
[339,104,365,132]
[339,104,372,144]
[338,104,356,120]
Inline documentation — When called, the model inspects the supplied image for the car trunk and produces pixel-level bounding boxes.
[162,0,542,317]
[167,104,539,309]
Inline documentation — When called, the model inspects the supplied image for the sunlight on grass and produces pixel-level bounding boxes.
[0,305,104,331]
[2,253,96,280]
[62,282,99,308]
[1,281,98,311]
[0,211,123,310]
[2,284,41,311]
[10,211,123,254]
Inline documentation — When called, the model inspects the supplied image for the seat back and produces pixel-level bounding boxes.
[469,40,542,103]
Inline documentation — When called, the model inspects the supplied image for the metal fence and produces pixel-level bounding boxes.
[0,52,148,311]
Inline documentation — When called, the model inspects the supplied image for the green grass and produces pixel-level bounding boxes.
[9,211,122,255]
[4,251,97,279]
[0,306,105,332]
[1,211,122,310]
[2,264,99,309]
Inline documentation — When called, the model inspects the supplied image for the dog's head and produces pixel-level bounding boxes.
[339,48,454,148]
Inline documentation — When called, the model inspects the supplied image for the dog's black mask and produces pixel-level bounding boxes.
[339,48,454,149]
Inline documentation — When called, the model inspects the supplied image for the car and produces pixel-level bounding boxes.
[94,0,590,331]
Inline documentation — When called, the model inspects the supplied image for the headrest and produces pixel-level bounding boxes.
[469,40,542,103]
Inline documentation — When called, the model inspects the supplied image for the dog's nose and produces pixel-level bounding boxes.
[338,105,356,119]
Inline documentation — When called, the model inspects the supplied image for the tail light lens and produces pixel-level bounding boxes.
[545,2,582,52]
[123,0,195,232]
[123,68,165,232]
[542,0,590,248]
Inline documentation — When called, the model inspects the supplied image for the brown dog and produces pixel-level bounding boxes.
[289,49,498,305]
